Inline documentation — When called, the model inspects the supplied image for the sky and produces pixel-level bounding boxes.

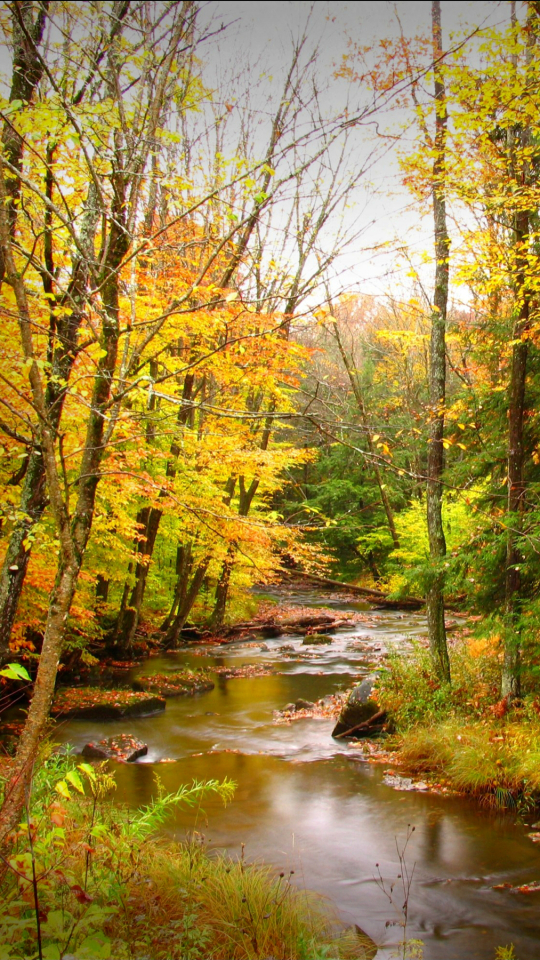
[199,2,512,307]
[0,1,513,310]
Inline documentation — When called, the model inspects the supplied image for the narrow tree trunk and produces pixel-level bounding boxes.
[332,319,400,550]
[0,558,79,843]
[95,574,110,605]
[114,506,162,652]
[211,544,235,630]
[501,1,538,698]
[503,322,527,697]
[0,179,99,659]
[165,557,210,646]
[0,453,46,664]
[0,1,197,843]
[161,544,193,634]
[210,420,272,627]
[0,166,126,846]
[426,0,450,683]
[0,1,49,283]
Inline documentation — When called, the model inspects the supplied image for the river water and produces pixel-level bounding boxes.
[54,589,540,959]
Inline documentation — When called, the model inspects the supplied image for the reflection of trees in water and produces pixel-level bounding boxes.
[422,812,444,864]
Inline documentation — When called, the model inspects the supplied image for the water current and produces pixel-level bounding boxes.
[54,588,540,959]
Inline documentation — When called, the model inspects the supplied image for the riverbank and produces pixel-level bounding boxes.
[376,634,540,811]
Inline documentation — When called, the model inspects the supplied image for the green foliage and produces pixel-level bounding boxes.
[377,641,500,729]
[0,664,31,681]
[495,946,518,960]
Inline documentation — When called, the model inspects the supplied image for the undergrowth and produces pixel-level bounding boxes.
[0,750,374,960]
[377,639,540,810]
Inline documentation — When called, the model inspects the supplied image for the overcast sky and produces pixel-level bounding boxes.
[0,1,511,307]
[199,2,510,306]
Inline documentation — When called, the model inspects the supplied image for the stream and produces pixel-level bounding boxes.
[54,588,540,959]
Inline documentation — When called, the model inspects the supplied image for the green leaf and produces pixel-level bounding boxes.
[78,762,97,782]
[66,769,85,794]
[3,99,23,117]
[76,934,112,959]
[55,780,71,800]
[0,663,31,681]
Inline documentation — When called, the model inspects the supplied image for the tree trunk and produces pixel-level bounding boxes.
[0,0,198,844]
[332,318,400,550]
[164,557,210,646]
[0,453,46,664]
[210,426,271,627]
[426,0,450,683]
[161,544,193,634]
[0,163,126,847]
[503,320,527,698]
[114,506,162,653]
[501,1,538,697]
[210,544,235,630]
[0,558,79,842]
[0,1,49,284]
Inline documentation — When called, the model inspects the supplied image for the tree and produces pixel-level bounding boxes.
[425,0,450,682]
[0,0,218,840]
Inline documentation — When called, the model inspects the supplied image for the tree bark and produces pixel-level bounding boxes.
[0,1,201,843]
[0,182,99,663]
[0,1,49,283]
[164,557,210,646]
[113,505,162,652]
[501,1,538,697]
[426,0,450,683]
[0,152,127,847]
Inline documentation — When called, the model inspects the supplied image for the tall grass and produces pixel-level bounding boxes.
[377,641,540,808]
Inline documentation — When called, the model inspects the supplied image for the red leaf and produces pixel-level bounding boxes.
[71,884,93,903]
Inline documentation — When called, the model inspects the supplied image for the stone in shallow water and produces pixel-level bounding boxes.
[301,634,333,645]
[331,677,384,738]
[294,698,316,710]
[279,698,316,714]
[82,734,148,762]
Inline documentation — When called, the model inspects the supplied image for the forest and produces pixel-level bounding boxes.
[1,1,540,959]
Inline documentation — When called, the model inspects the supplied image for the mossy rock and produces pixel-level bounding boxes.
[133,670,214,698]
[52,687,166,720]
[302,634,333,645]
[332,678,383,738]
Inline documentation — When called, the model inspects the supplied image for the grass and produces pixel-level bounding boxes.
[0,751,376,960]
[376,637,540,809]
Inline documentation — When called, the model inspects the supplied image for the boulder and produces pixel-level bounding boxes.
[331,677,385,738]
[82,734,148,762]
[51,687,166,720]
[302,634,333,645]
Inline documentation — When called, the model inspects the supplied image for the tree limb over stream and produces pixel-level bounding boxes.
[282,570,424,610]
